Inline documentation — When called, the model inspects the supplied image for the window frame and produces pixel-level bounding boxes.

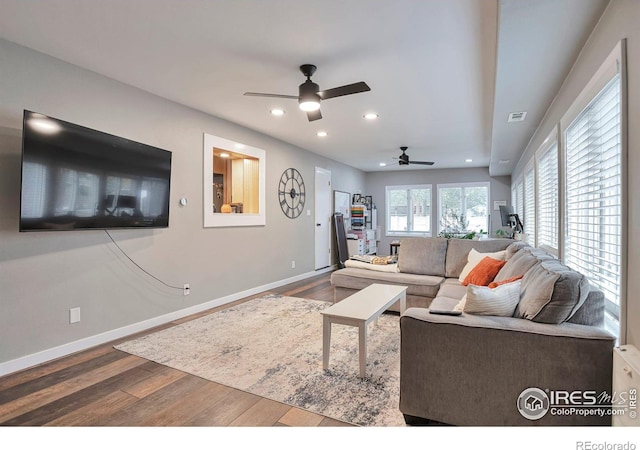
[436,182,490,234]
[563,74,622,320]
[558,41,626,341]
[385,184,432,237]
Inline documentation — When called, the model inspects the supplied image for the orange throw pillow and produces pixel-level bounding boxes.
[488,275,524,289]
[462,257,507,286]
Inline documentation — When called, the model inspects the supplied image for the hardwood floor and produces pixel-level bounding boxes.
[0,272,353,427]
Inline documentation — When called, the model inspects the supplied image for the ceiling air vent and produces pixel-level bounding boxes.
[508,111,527,122]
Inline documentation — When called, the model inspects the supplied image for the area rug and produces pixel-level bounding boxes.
[114,295,404,426]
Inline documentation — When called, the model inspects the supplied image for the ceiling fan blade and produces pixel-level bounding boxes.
[318,82,370,100]
[306,109,322,122]
[243,92,299,99]
[410,161,435,165]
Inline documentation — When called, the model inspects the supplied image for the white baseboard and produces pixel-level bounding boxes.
[0,266,335,377]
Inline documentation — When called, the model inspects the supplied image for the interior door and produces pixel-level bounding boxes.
[314,167,332,270]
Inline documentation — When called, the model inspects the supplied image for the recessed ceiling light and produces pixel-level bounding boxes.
[270,108,285,116]
[379,162,387,167]
[220,153,230,158]
[364,113,379,120]
[499,159,511,164]
[316,131,328,137]
[465,159,473,163]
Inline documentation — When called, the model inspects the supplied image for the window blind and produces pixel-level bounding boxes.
[524,165,536,245]
[536,143,559,252]
[515,178,524,223]
[565,74,621,312]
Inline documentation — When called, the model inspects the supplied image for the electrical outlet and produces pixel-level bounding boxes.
[183,284,190,296]
[291,260,296,269]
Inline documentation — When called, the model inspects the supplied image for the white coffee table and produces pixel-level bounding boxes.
[321,283,408,378]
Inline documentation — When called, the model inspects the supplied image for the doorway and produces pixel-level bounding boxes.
[314,167,331,270]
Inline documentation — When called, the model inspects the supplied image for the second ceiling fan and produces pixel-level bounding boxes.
[396,146,434,166]
[244,64,370,122]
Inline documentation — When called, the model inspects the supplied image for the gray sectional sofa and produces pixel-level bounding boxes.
[331,237,515,311]
[330,237,617,426]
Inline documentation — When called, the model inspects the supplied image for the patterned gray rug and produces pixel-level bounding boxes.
[115,295,404,426]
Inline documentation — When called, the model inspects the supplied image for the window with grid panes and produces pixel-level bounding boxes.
[385,185,432,236]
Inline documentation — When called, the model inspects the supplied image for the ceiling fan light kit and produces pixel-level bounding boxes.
[244,64,370,122]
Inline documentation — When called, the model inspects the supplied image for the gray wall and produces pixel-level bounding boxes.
[365,167,511,254]
[510,0,639,346]
[0,39,366,369]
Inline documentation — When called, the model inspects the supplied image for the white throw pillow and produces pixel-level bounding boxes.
[458,248,507,283]
[462,280,522,317]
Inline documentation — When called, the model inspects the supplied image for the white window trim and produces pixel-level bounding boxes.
[385,184,432,237]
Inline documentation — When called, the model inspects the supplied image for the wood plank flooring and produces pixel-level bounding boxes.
[0,272,353,427]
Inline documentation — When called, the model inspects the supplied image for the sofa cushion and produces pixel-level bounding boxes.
[505,241,529,260]
[493,247,547,282]
[458,248,507,283]
[330,267,443,298]
[514,260,590,324]
[398,237,448,276]
[459,281,522,317]
[567,290,605,327]
[429,296,460,311]
[445,238,513,278]
[437,279,467,300]
[462,257,506,286]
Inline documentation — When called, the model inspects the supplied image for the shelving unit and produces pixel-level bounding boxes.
[347,197,378,255]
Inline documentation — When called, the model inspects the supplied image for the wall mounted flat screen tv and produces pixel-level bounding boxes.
[20,111,172,231]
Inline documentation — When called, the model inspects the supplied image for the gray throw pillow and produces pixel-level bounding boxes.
[493,248,540,282]
[514,260,590,324]
[505,241,529,260]
[398,237,448,276]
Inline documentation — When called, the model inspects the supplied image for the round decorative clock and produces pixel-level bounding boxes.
[278,168,305,218]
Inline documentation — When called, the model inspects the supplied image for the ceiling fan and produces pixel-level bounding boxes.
[396,146,434,166]
[243,64,370,122]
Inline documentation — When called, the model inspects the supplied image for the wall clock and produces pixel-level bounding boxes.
[278,168,305,218]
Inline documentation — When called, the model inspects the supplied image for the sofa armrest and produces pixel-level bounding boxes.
[400,307,616,426]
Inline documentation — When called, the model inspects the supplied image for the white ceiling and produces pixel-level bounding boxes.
[0,0,609,174]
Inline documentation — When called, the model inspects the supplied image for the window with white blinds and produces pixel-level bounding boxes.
[515,178,524,222]
[565,74,622,314]
[536,143,559,252]
[524,165,536,245]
